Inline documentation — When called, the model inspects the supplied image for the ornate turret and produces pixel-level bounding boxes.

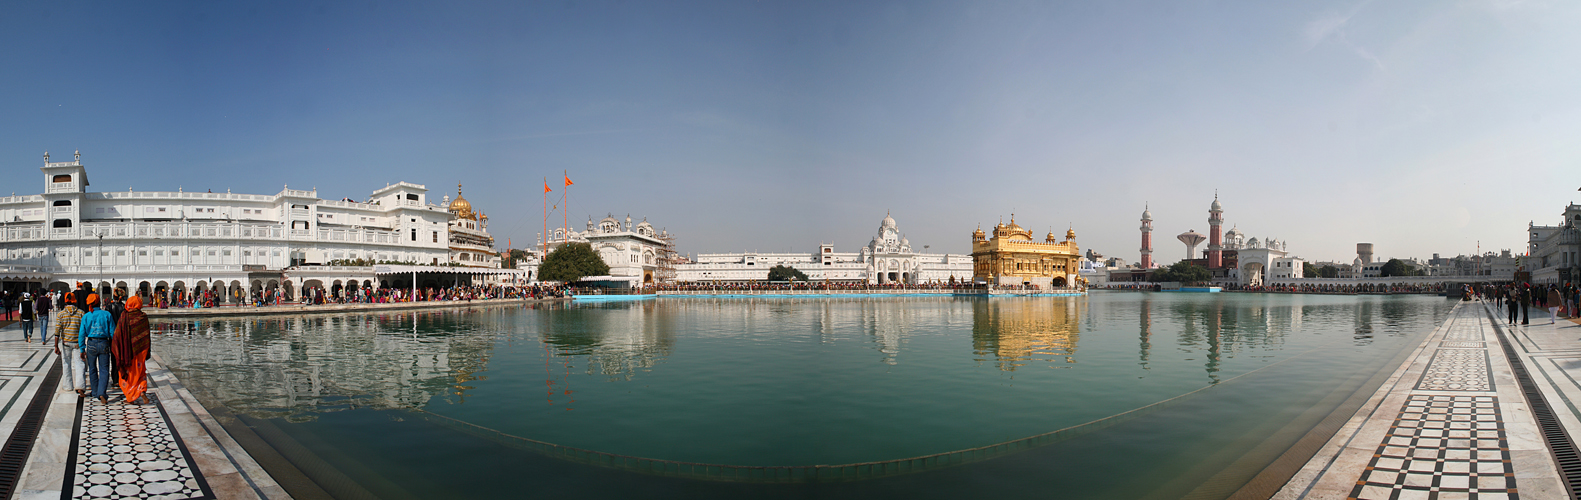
[1207,194,1224,268]
[1140,204,1154,269]
[448,184,475,220]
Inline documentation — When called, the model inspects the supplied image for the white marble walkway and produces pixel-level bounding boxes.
[0,322,288,500]
[1276,300,1569,500]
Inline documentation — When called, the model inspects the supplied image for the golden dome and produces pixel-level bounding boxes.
[1066,228,1076,240]
[449,184,476,220]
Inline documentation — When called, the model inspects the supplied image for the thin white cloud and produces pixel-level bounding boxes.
[1305,0,1384,70]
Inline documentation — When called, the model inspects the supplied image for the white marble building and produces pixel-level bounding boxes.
[0,152,506,300]
[675,214,972,284]
[539,214,672,286]
[1527,203,1581,284]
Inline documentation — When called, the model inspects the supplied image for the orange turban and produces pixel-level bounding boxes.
[86,293,99,306]
[126,295,142,311]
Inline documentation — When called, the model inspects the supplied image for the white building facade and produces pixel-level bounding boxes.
[0,152,505,300]
[539,214,673,287]
[675,214,973,284]
[1527,203,1581,284]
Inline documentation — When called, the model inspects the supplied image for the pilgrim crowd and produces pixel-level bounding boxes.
[0,283,151,406]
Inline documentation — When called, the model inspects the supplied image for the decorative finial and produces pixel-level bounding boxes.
[458,183,463,196]
[74,150,80,161]
[42,151,49,162]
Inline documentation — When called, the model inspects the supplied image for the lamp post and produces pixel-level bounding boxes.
[97,231,104,297]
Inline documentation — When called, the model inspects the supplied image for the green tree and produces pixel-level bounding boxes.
[503,249,530,268]
[1379,258,1414,277]
[1317,265,1340,278]
[538,243,610,283]
[766,264,808,282]
[1152,261,1210,284]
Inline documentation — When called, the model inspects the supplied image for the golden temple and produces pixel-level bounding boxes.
[970,216,1081,288]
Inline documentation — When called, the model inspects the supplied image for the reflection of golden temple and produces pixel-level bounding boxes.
[971,298,1083,371]
[971,216,1081,288]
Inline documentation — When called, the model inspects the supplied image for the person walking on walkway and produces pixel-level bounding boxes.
[1508,288,1520,324]
[1549,286,1564,324]
[35,291,51,343]
[54,301,85,396]
[18,293,34,342]
[112,296,150,405]
[1521,285,1531,325]
[78,294,115,405]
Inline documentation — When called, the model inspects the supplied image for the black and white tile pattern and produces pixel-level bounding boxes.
[1349,395,1516,500]
[1441,341,1486,349]
[1416,349,1494,392]
[65,384,214,499]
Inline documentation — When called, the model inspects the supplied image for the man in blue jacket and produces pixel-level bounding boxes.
[78,294,115,404]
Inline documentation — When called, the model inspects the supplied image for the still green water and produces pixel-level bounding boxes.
[153,292,1455,499]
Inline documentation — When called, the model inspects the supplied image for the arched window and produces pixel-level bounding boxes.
[52,219,72,228]
[52,174,71,183]
[52,200,71,206]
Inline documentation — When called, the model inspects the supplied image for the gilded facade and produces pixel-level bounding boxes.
[970,217,1081,288]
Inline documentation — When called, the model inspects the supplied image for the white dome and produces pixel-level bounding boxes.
[882,213,897,229]
[1210,197,1222,211]
[1141,207,1152,220]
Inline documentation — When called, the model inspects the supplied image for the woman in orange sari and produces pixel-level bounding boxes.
[112,296,151,404]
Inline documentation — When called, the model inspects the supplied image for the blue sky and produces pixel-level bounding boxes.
[3,0,1578,265]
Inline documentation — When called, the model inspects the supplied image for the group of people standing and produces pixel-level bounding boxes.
[7,284,152,406]
[1487,283,1580,326]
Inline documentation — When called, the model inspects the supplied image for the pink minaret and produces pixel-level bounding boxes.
[1140,205,1154,269]
[1208,194,1223,268]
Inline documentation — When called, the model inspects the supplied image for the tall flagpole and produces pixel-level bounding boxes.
[543,177,550,255]
[562,170,569,238]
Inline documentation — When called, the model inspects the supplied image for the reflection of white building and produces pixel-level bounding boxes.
[675,214,973,284]
[0,152,513,300]
[541,214,672,286]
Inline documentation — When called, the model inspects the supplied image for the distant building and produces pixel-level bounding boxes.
[674,214,971,284]
[970,216,1081,287]
[1124,196,1300,286]
[439,185,499,269]
[543,214,673,287]
[0,151,512,300]
[1527,203,1581,284]
[1426,251,1519,280]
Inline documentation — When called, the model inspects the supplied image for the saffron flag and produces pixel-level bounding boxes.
[544,181,552,193]
[564,174,573,187]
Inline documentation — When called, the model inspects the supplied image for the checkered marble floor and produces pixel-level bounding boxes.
[1278,301,1568,500]
[64,385,214,499]
[1349,395,1516,499]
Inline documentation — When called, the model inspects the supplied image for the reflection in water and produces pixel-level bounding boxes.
[152,294,1453,430]
[657,297,965,366]
[153,310,499,422]
[540,301,677,381]
[971,298,1083,371]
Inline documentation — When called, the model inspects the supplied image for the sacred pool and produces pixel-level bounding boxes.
[149,292,1455,499]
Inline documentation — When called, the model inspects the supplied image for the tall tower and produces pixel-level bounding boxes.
[1207,195,1223,268]
[1178,230,1206,260]
[1140,205,1154,269]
